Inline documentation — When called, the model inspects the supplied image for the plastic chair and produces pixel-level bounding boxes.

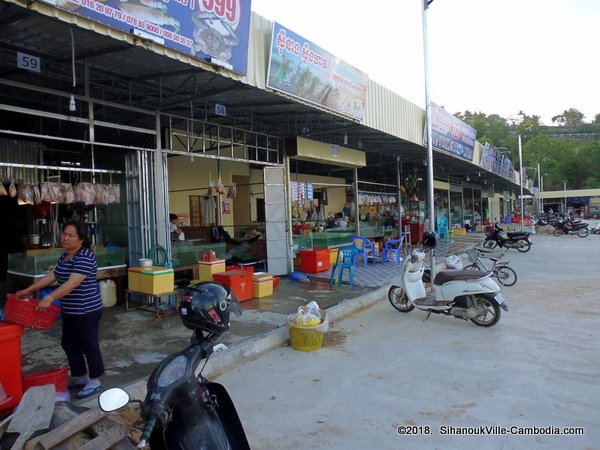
[436,215,449,242]
[329,246,358,289]
[381,235,405,264]
[350,236,378,267]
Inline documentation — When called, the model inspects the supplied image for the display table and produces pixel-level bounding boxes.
[125,289,178,319]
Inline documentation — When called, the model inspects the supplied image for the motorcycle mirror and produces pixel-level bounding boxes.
[98,388,130,412]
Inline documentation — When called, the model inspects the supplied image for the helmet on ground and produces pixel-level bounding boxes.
[422,231,438,248]
[179,282,241,336]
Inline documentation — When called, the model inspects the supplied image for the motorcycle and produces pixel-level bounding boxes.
[388,232,508,327]
[551,218,589,238]
[98,282,250,450]
[483,224,532,252]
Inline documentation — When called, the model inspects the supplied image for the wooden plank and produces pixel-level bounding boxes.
[36,410,105,450]
[7,385,55,450]
[78,428,127,450]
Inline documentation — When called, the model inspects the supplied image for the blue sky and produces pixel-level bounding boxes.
[251,0,600,125]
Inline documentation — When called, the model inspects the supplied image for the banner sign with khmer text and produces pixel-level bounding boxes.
[51,0,252,75]
[266,22,368,122]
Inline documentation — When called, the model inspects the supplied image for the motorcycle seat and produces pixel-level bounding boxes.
[506,232,529,238]
[433,270,490,285]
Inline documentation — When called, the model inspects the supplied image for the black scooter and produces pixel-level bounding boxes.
[483,224,532,252]
[99,286,250,450]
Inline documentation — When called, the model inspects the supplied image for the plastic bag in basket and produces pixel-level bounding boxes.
[4,294,61,330]
[288,301,327,329]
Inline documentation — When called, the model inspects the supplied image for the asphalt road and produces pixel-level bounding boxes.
[216,233,600,449]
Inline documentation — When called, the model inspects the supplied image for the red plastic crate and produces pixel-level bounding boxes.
[213,270,253,302]
[4,295,61,330]
[22,367,69,393]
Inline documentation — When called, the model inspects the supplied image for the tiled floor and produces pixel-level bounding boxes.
[312,234,484,288]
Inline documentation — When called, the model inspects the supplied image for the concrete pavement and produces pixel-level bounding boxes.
[214,233,600,449]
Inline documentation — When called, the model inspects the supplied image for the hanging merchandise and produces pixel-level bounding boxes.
[8,181,17,197]
[215,178,226,195]
[0,183,7,196]
[107,184,120,203]
[61,183,75,204]
[226,182,237,199]
[17,183,35,205]
[74,182,94,205]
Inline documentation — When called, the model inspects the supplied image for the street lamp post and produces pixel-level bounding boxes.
[537,162,542,215]
[518,134,524,230]
[563,180,567,213]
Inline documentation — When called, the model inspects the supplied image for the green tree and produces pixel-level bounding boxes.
[551,108,585,127]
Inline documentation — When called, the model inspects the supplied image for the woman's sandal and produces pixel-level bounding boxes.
[76,384,101,399]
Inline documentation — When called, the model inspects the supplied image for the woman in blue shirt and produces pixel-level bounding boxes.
[16,220,105,399]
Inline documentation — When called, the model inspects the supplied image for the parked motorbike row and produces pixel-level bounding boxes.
[534,210,591,238]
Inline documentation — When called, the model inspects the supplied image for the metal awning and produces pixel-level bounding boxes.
[0,0,521,193]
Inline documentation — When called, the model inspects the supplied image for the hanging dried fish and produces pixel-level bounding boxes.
[17,183,35,205]
[107,184,120,203]
[61,183,75,204]
[0,183,7,196]
[8,181,17,197]
[33,183,42,204]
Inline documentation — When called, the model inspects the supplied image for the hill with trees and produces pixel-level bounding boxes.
[455,108,600,190]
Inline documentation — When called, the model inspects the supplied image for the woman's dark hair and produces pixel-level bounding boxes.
[62,220,91,248]
[169,213,178,221]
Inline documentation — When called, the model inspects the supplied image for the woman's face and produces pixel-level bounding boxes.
[61,225,83,251]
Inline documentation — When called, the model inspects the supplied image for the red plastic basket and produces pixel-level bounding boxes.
[4,295,61,330]
[22,367,69,393]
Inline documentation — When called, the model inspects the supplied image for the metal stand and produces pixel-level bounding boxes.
[125,289,178,319]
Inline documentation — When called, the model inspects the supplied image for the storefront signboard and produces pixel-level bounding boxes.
[50,0,252,75]
[480,143,496,171]
[266,22,368,122]
[428,102,477,161]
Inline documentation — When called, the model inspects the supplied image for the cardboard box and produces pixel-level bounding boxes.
[197,260,226,282]
[253,274,273,298]
[139,267,175,295]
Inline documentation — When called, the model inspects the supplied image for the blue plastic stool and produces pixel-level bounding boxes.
[436,215,449,242]
[329,246,358,289]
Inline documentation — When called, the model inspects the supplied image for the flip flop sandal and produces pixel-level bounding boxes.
[76,385,101,399]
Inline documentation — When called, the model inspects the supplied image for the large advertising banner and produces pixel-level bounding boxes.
[52,0,252,75]
[480,142,496,171]
[266,22,368,122]
[492,150,504,175]
[429,102,477,161]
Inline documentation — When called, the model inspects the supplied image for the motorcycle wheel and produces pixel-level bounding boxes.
[387,286,414,312]
[469,295,501,327]
[553,228,563,237]
[494,266,517,287]
[516,239,531,253]
[483,239,497,249]
[464,264,482,271]
[577,228,589,238]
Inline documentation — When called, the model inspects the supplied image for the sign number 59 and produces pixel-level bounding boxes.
[17,52,41,73]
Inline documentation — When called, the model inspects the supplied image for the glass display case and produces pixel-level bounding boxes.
[8,247,126,275]
[171,243,227,265]
[292,226,397,251]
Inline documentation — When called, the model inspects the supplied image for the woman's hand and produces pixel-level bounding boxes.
[35,296,54,312]
[14,289,31,298]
